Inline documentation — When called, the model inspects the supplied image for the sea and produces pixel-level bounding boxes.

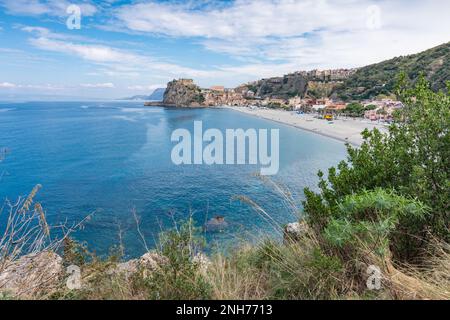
[0,101,347,258]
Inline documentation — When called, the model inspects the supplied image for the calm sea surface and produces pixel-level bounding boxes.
[0,101,347,258]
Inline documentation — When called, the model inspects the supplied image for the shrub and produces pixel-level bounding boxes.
[344,102,365,117]
[323,189,429,258]
[143,219,212,300]
[212,236,347,300]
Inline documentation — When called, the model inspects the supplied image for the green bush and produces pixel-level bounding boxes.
[143,219,212,300]
[344,102,365,117]
[323,189,428,258]
[223,236,346,300]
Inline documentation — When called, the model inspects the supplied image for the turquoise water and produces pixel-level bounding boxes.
[0,101,347,258]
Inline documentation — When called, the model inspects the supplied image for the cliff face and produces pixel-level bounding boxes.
[249,74,308,99]
[162,79,205,107]
[244,69,356,99]
[306,81,340,98]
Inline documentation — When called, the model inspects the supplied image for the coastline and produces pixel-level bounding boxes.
[225,106,389,146]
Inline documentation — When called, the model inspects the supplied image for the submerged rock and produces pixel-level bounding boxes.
[205,216,228,232]
[0,251,63,298]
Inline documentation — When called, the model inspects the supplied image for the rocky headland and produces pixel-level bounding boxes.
[145,79,206,107]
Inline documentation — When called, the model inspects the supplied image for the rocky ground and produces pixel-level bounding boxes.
[0,222,302,299]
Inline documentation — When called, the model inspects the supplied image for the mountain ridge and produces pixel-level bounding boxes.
[121,88,165,101]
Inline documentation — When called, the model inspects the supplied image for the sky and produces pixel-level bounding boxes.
[0,0,449,100]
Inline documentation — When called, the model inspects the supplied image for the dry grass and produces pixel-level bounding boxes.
[206,246,269,300]
[206,229,350,300]
[383,238,450,300]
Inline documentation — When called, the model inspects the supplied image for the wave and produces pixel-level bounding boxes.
[111,115,137,122]
[120,107,144,113]
[120,107,161,114]
[0,108,15,112]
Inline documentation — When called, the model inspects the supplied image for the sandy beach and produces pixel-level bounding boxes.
[227,106,389,146]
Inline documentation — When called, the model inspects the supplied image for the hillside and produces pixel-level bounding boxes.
[335,42,450,100]
[238,42,449,101]
[242,69,356,100]
[244,73,308,99]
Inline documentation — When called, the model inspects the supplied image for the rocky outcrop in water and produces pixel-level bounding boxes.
[162,79,205,107]
[205,216,228,232]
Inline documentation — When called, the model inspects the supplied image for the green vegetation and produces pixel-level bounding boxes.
[336,42,450,100]
[239,43,449,101]
[267,102,282,109]
[244,75,308,100]
[194,93,206,104]
[210,75,448,299]
[342,102,379,117]
[143,219,211,300]
[344,102,364,117]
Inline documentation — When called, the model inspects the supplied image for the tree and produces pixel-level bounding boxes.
[376,108,387,115]
[365,104,377,111]
[345,102,365,117]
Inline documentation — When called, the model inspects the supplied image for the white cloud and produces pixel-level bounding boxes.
[21,26,71,40]
[0,82,65,90]
[25,29,222,80]
[0,0,97,17]
[116,0,357,39]
[0,82,17,88]
[30,36,138,63]
[6,1,450,91]
[115,0,450,71]
[81,83,115,88]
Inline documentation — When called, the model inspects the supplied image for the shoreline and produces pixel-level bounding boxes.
[225,106,389,146]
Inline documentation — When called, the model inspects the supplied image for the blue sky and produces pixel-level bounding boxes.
[0,0,449,100]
